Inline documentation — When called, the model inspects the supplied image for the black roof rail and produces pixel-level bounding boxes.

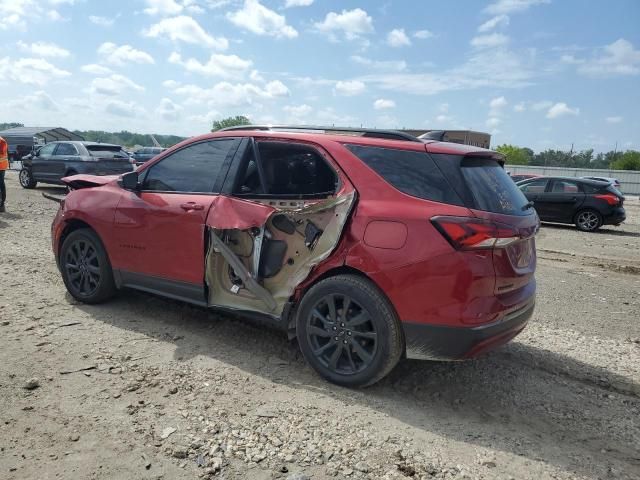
[218,125,422,143]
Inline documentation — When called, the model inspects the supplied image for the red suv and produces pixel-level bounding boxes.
[50,126,538,387]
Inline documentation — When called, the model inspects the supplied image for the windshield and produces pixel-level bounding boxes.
[461,158,532,216]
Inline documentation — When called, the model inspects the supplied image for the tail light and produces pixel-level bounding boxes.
[431,216,520,250]
[594,193,620,206]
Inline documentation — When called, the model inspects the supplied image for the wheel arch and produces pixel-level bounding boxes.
[58,219,109,264]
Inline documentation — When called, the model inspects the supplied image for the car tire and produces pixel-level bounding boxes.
[575,209,603,232]
[296,274,404,387]
[19,168,37,189]
[59,228,117,304]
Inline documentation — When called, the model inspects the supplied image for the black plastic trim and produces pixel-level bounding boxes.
[117,270,207,307]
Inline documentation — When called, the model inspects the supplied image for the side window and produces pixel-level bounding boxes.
[581,183,599,194]
[551,180,579,193]
[345,144,463,205]
[142,139,237,193]
[233,141,337,197]
[519,179,548,193]
[54,143,78,156]
[38,143,57,156]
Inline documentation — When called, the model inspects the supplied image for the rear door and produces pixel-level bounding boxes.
[85,145,132,174]
[544,179,586,222]
[31,143,58,181]
[112,138,240,297]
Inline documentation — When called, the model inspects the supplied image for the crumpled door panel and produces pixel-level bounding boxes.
[205,192,356,317]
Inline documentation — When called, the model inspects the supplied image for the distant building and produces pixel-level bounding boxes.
[0,126,84,161]
[401,129,491,149]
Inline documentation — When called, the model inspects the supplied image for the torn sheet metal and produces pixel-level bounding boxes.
[208,196,275,230]
[205,192,356,317]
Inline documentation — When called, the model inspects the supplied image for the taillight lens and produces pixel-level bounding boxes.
[594,193,620,206]
[431,216,520,250]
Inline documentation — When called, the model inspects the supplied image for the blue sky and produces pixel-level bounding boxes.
[1,0,639,152]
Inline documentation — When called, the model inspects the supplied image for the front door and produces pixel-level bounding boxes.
[111,138,240,295]
[31,142,57,181]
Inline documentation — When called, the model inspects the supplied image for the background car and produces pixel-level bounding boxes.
[19,141,134,189]
[517,176,625,231]
[49,126,537,387]
[581,176,621,189]
[131,146,166,166]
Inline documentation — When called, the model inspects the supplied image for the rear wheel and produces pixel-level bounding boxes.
[60,228,116,304]
[19,168,37,189]
[575,209,602,232]
[296,275,403,387]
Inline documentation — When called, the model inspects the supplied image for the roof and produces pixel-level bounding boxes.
[0,127,84,142]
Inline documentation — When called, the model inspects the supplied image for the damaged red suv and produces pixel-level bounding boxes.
[50,126,538,387]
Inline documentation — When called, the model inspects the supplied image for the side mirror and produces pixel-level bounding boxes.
[121,171,140,191]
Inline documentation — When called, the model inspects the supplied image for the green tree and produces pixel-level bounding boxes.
[495,144,530,165]
[211,116,251,132]
[0,122,24,131]
[611,150,640,171]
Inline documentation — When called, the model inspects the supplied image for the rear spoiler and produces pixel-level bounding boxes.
[463,151,505,166]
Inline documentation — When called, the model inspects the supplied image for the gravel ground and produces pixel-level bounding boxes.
[1,170,639,480]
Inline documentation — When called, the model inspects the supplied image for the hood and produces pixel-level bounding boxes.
[61,174,119,189]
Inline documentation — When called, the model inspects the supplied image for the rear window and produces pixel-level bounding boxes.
[345,144,463,205]
[86,145,128,158]
[461,158,531,216]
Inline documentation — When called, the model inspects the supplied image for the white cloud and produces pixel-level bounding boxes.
[144,0,183,15]
[486,117,502,128]
[145,16,229,49]
[7,90,60,111]
[89,74,144,96]
[171,80,290,107]
[350,55,406,72]
[360,48,535,95]
[105,99,144,118]
[478,14,510,32]
[0,56,71,86]
[168,52,252,78]
[470,33,509,49]
[334,80,366,96]
[89,15,114,26]
[373,98,395,110]
[156,97,183,121]
[546,102,579,119]
[284,0,313,7]
[17,41,70,58]
[605,116,622,124]
[81,64,113,75]
[98,42,155,66]
[387,28,411,48]
[485,0,550,15]
[576,39,640,77]
[47,10,64,22]
[560,54,583,65]
[228,0,298,38]
[413,29,433,39]
[314,8,373,40]
[531,100,552,111]
[489,96,508,116]
[0,0,70,30]
[162,79,181,89]
[514,102,526,112]
[283,104,312,116]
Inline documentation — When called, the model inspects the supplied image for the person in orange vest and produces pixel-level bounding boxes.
[0,136,8,212]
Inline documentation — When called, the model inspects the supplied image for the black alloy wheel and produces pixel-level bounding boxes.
[60,229,116,303]
[296,275,403,387]
[306,293,378,375]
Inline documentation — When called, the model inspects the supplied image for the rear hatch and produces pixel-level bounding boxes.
[86,145,133,173]
[428,150,538,295]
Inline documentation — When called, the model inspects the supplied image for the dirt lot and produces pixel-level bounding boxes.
[1,169,639,480]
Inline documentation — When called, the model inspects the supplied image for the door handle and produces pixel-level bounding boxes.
[180,202,204,211]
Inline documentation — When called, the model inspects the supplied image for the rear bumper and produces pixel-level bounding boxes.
[403,299,534,360]
[603,207,626,225]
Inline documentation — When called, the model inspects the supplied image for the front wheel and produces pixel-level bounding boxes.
[59,229,116,304]
[19,168,37,189]
[296,275,404,387]
[575,209,602,232]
